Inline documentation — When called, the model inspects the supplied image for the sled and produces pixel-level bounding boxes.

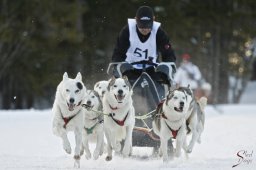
[107,60,176,149]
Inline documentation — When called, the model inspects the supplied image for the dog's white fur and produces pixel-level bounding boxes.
[103,76,135,161]
[52,72,86,167]
[181,87,207,153]
[94,80,109,101]
[81,90,104,160]
[153,88,188,162]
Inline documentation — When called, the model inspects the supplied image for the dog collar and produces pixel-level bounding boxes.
[109,104,118,110]
[109,112,129,126]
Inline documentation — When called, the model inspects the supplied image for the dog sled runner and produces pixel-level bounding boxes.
[107,60,176,148]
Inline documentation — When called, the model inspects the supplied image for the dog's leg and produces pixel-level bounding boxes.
[82,136,91,160]
[182,135,189,159]
[74,128,82,159]
[104,129,113,161]
[160,136,169,162]
[122,125,133,157]
[187,128,199,153]
[61,133,71,154]
[80,143,84,156]
[175,137,182,158]
[93,130,104,160]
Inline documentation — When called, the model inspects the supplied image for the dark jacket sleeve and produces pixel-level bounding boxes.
[156,27,176,62]
[112,25,130,62]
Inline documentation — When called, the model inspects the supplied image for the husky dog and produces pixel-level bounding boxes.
[103,76,135,161]
[94,80,109,101]
[81,90,104,160]
[179,86,207,153]
[152,88,189,162]
[52,72,86,167]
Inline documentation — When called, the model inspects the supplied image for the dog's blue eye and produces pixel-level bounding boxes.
[75,90,79,93]
[123,85,127,88]
[92,96,95,98]
[66,89,70,92]
[173,96,178,100]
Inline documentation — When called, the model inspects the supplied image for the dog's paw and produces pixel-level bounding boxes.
[113,142,121,152]
[63,141,71,154]
[122,145,131,157]
[105,155,112,161]
[85,152,91,160]
[175,150,181,157]
[163,156,169,163]
[93,150,100,160]
[80,149,84,156]
[73,158,80,168]
[186,145,193,153]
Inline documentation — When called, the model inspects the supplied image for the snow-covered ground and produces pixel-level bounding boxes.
[0,104,255,170]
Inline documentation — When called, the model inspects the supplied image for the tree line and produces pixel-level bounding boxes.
[0,0,255,109]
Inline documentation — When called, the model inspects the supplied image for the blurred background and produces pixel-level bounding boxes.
[0,0,256,109]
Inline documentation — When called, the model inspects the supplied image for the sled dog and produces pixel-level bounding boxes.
[81,90,104,160]
[179,86,207,153]
[103,76,135,161]
[52,72,86,167]
[152,87,188,162]
[94,80,109,101]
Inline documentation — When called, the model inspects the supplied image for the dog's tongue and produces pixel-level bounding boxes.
[67,103,75,111]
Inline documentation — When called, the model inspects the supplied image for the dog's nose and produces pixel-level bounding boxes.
[69,98,75,104]
[118,89,123,95]
[180,101,184,107]
[87,100,91,105]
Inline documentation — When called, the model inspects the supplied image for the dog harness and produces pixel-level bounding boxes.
[162,112,181,139]
[109,112,129,126]
[84,119,104,135]
[62,114,77,129]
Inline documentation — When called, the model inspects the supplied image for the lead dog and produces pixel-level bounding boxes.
[103,76,135,161]
[81,90,104,160]
[179,86,207,153]
[152,88,188,162]
[52,72,86,168]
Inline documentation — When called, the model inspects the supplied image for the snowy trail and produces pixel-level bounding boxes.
[0,105,255,170]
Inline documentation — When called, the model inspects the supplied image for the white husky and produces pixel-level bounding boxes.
[81,90,104,160]
[52,72,86,167]
[179,86,207,153]
[103,76,135,161]
[152,88,188,162]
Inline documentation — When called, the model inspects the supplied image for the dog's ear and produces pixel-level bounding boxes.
[122,75,131,89]
[63,72,69,81]
[107,76,116,91]
[75,72,82,81]
[94,81,100,90]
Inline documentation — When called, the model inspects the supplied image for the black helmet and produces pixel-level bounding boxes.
[136,6,154,29]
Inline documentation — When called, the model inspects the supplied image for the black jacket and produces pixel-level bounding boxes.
[112,25,176,62]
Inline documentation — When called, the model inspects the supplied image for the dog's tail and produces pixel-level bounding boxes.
[198,97,207,111]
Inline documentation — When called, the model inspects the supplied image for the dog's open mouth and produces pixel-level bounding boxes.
[115,94,125,103]
[174,106,184,112]
[67,103,76,111]
[82,104,94,111]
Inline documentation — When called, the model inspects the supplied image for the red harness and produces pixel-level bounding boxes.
[61,100,82,128]
[108,104,129,126]
[162,113,180,139]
